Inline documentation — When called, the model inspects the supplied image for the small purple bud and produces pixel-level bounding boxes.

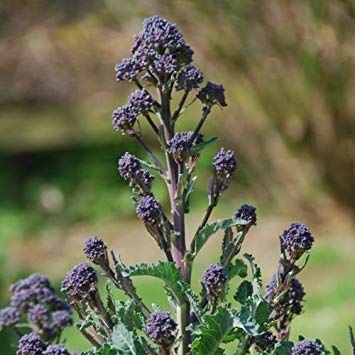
[129,89,155,113]
[202,264,227,302]
[51,310,73,330]
[43,344,70,355]
[154,54,177,77]
[112,105,138,134]
[280,222,314,256]
[253,331,277,352]
[0,306,20,331]
[235,204,257,225]
[202,264,227,289]
[136,195,162,224]
[115,57,141,81]
[61,263,98,298]
[266,275,305,316]
[176,65,203,91]
[197,81,227,107]
[118,152,141,180]
[27,304,49,325]
[167,131,193,163]
[212,148,237,192]
[292,339,322,355]
[17,332,47,355]
[118,153,154,193]
[145,310,177,346]
[83,236,108,265]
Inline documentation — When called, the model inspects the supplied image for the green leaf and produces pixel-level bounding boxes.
[184,175,197,213]
[83,344,118,355]
[234,281,253,304]
[254,299,270,326]
[193,218,240,256]
[191,136,218,154]
[121,261,185,304]
[243,253,263,295]
[111,324,136,355]
[191,306,235,355]
[221,227,233,255]
[115,300,145,331]
[226,259,248,280]
[133,335,158,355]
[331,345,342,355]
[274,340,293,355]
[233,306,259,336]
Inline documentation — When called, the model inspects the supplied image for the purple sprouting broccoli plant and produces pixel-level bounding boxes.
[2,15,344,355]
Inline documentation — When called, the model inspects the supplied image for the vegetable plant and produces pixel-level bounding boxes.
[0,15,347,355]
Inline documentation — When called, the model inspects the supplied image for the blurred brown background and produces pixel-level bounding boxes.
[0,0,354,353]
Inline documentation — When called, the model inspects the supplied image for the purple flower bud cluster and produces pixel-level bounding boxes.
[112,105,138,134]
[136,195,162,224]
[27,304,48,324]
[266,275,305,316]
[16,333,70,355]
[118,152,141,179]
[0,307,20,331]
[235,204,257,225]
[202,264,227,303]
[291,339,322,355]
[280,222,314,256]
[118,152,154,192]
[253,331,277,352]
[167,131,194,163]
[145,310,177,346]
[2,274,72,342]
[17,333,47,355]
[287,278,305,315]
[61,263,98,298]
[202,264,227,289]
[83,236,108,265]
[115,16,193,86]
[265,273,278,301]
[176,65,204,91]
[115,57,141,81]
[51,310,73,330]
[132,16,193,65]
[212,148,237,192]
[44,345,71,355]
[154,54,178,77]
[129,89,155,113]
[197,82,227,107]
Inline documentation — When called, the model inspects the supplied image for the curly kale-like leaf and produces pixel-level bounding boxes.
[225,258,248,280]
[111,324,136,355]
[193,218,242,257]
[115,300,145,331]
[121,261,185,304]
[191,306,236,355]
[234,281,253,305]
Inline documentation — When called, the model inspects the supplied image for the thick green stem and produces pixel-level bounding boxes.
[234,335,252,355]
[176,303,188,355]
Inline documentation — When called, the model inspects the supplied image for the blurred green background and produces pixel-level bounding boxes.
[1,0,355,353]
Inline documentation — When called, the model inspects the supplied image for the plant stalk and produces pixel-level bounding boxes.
[160,86,190,353]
